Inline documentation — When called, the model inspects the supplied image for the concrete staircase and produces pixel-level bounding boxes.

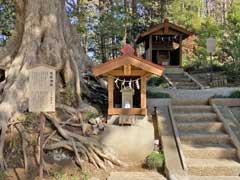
[165,73,201,90]
[172,102,240,178]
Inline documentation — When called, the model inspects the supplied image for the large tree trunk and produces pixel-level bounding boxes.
[0,0,94,169]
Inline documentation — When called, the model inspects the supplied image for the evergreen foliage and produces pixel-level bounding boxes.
[0,0,240,81]
[0,0,15,46]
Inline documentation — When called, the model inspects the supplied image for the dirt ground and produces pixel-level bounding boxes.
[4,159,158,180]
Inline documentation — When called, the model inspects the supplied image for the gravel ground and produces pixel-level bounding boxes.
[149,87,240,99]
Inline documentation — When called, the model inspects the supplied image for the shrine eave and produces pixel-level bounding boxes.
[91,55,165,77]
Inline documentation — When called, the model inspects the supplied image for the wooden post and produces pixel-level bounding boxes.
[179,35,183,67]
[108,76,114,113]
[124,65,131,75]
[149,35,153,61]
[39,112,45,180]
[164,23,169,34]
[141,76,146,110]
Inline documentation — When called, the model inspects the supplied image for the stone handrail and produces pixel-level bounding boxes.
[168,104,188,171]
[212,104,240,159]
[184,71,204,89]
[153,107,188,179]
[163,74,176,89]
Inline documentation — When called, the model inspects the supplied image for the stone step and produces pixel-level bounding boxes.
[174,113,217,122]
[174,82,196,86]
[182,144,237,159]
[180,133,231,145]
[177,122,224,133]
[107,172,166,180]
[172,99,209,106]
[186,158,240,176]
[173,106,213,114]
[168,77,191,82]
[164,67,184,74]
[165,73,185,77]
[190,176,240,180]
[176,86,200,90]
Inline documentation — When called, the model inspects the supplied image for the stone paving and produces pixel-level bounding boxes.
[107,172,166,180]
[150,87,239,99]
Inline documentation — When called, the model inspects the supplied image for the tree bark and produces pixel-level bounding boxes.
[0,0,91,168]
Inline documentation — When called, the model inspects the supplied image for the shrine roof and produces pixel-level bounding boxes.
[92,44,164,77]
[136,19,192,43]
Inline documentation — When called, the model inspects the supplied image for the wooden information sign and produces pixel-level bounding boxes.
[28,65,56,179]
[29,65,56,112]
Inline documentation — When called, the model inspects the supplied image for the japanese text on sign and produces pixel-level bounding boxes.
[29,66,56,112]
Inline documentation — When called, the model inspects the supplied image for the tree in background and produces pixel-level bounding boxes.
[223,1,240,82]
[0,0,15,46]
[1,0,239,70]
[0,0,122,170]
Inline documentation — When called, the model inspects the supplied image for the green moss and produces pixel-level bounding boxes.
[82,171,91,180]
[145,151,164,170]
[65,83,76,105]
[0,170,7,180]
[84,111,98,120]
[52,171,80,180]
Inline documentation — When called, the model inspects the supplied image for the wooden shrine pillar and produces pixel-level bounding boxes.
[108,76,114,112]
[141,76,146,109]
[149,35,153,61]
[179,35,183,67]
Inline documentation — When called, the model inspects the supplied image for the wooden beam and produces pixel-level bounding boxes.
[108,108,147,115]
[141,76,146,109]
[124,65,131,75]
[164,22,169,34]
[127,56,163,76]
[149,35,153,61]
[179,35,183,67]
[108,76,114,110]
[92,55,164,77]
[107,69,146,76]
[92,56,127,76]
[141,24,164,37]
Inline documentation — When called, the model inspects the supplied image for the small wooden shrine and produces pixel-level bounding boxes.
[92,44,164,116]
[136,19,192,67]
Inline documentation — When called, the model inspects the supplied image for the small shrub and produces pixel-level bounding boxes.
[224,62,240,82]
[0,170,7,180]
[147,76,165,86]
[229,90,240,98]
[147,91,171,98]
[145,151,164,170]
[211,90,240,99]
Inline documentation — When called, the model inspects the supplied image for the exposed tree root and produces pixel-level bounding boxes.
[15,124,28,173]
[0,121,7,170]
[0,0,109,173]
[44,113,124,169]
